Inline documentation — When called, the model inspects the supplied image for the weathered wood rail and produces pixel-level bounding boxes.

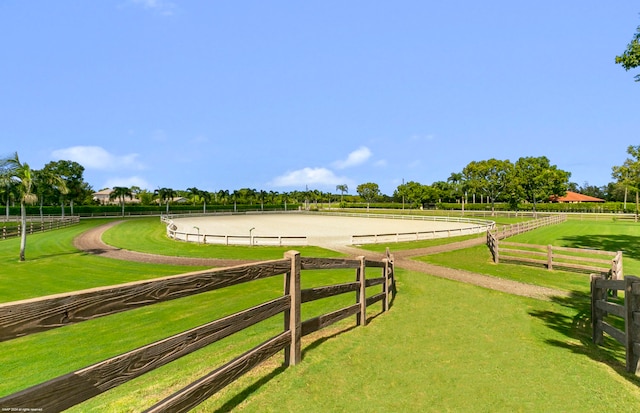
[591,275,640,376]
[0,216,80,240]
[489,214,567,242]
[0,250,395,412]
[485,214,623,277]
[489,240,622,278]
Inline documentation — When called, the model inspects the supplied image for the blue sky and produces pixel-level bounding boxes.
[1,1,638,196]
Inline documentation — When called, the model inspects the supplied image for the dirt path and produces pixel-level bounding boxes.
[74,222,568,301]
[73,221,251,267]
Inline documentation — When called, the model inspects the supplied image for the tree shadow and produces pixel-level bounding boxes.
[559,234,640,261]
[528,290,640,386]
[213,323,360,412]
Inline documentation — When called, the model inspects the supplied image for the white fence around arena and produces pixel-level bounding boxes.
[161,211,494,246]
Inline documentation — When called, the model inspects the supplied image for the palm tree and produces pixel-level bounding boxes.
[109,186,133,217]
[216,189,229,205]
[447,172,465,215]
[200,190,211,213]
[155,187,176,214]
[186,187,201,206]
[336,184,348,206]
[0,152,66,261]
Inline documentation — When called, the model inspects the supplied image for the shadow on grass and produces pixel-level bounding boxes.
[529,290,640,386]
[213,324,359,412]
[214,364,288,413]
[560,234,640,261]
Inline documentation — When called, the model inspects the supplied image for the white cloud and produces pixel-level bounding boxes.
[332,146,372,169]
[51,146,144,171]
[270,167,350,187]
[104,176,151,189]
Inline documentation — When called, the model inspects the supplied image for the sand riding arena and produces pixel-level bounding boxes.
[162,212,495,247]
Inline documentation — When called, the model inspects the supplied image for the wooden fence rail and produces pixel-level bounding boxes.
[489,214,567,242]
[0,216,80,240]
[490,241,622,278]
[486,214,624,278]
[0,251,395,412]
[591,275,640,376]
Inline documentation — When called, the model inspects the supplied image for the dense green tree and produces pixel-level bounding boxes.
[513,156,570,215]
[42,160,89,216]
[462,159,514,215]
[394,181,426,208]
[356,182,380,210]
[430,181,452,203]
[137,189,154,206]
[616,23,640,81]
[612,145,640,215]
[578,182,606,200]
[33,169,68,219]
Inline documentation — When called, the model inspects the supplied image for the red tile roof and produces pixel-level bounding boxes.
[550,191,605,203]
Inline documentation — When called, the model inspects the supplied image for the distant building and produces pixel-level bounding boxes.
[549,191,605,203]
[155,197,188,205]
[92,188,139,205]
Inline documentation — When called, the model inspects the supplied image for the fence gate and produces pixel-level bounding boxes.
[591,274,640,376]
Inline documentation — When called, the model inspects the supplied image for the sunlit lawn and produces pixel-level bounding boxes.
[2,216,640,411]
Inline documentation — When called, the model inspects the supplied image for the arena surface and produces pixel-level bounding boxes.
[169,213,491,246]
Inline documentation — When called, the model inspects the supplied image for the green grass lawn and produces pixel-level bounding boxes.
[0,219,211,303]
[67,269,640,412]
[2,216,640,411]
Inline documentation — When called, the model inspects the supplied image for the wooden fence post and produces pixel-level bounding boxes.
[284,250,301,366]
[356,256,366,326]
[612,251,623,280]
[625,276,640,376]
[547,245,553,271]
[591,274,605,345]
[382,258,390,312]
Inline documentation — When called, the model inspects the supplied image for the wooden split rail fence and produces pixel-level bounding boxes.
[485,214,623,278]
[489,214,567,242]
[591,275,640,376]
[0,251,395,412]
[488,239,622,278]
[1,216,80,240]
